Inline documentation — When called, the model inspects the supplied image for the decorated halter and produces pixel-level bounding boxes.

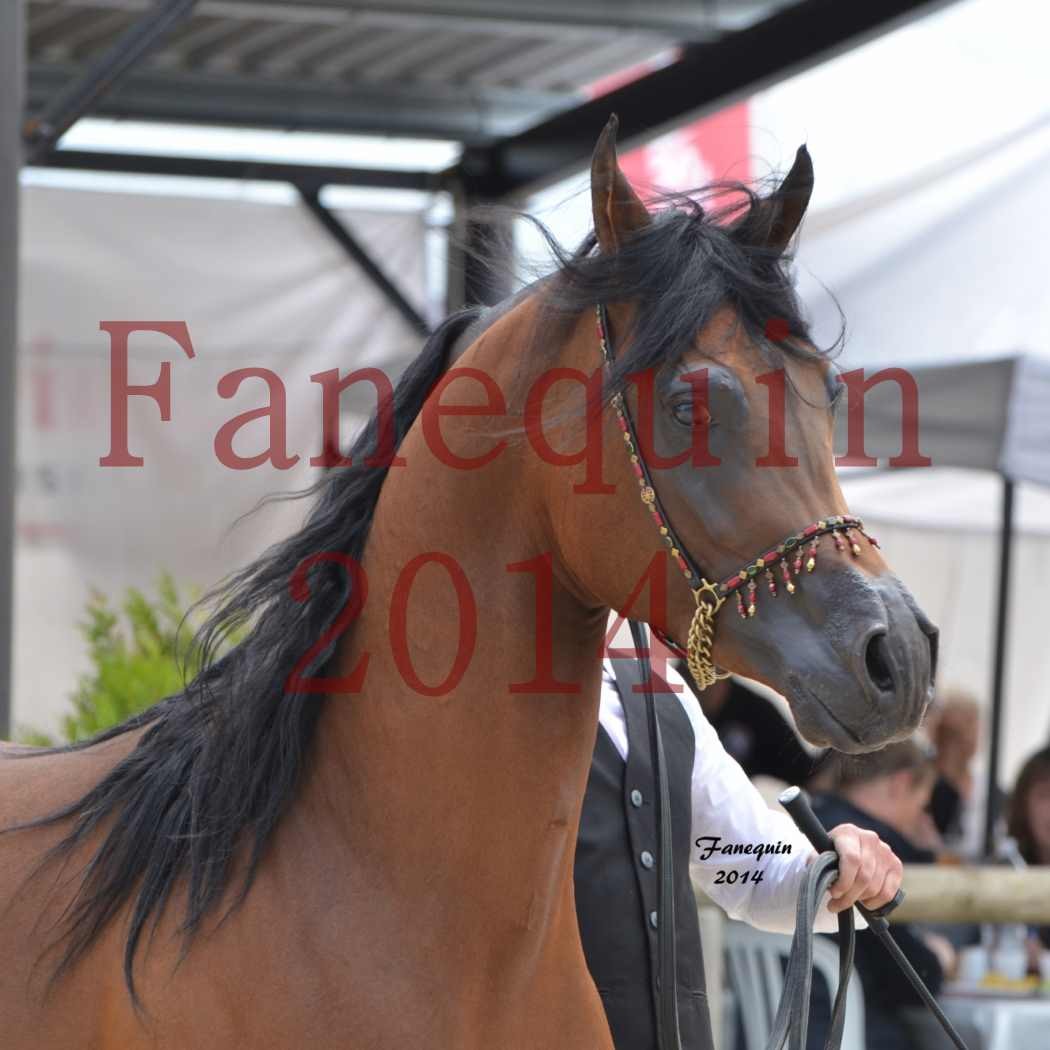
[596,304,879,689]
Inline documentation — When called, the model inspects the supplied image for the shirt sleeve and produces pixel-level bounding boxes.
[665,664,858,934]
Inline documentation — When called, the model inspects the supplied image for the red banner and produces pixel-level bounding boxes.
[619,102,751,197]
[586,52,751,199]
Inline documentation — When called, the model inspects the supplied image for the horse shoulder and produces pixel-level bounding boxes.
[0,730,144,829]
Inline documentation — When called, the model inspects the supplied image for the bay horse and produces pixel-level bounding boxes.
[0,118,937,1050]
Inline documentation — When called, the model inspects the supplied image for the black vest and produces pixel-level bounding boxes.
[574,660,714,1050]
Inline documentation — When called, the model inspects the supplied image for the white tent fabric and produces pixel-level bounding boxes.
[17,182,430,737]
[798,118,1050,362]
[794,120,1050,803]
[841,469,1050,850]
[797,119,1050,484]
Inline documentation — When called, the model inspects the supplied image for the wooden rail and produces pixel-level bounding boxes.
[693,865,1050,924]
[890,865,1050,924]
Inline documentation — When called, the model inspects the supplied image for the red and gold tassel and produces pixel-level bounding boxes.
[845,528,862,556]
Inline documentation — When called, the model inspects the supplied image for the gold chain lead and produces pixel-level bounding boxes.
[686,582,730,690]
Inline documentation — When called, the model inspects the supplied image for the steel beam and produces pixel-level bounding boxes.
[36,148,444,193]
[0,0,24,737]
[983,477,1014,858]
[297,187,430,336]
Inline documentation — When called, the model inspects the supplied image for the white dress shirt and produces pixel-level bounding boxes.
[600,659,845,934]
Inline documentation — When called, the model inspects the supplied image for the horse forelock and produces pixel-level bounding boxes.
[523,186,843,396]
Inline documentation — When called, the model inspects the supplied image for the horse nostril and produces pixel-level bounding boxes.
[864,631,894,693]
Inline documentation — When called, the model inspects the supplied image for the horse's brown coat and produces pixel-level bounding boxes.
[0,125,932,1049]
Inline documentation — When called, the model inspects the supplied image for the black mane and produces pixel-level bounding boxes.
[4,179,839,1005]
[5,307,479,1003]
[527,183,842,394]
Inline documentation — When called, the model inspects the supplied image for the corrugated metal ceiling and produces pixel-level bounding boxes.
[25,0,806,142]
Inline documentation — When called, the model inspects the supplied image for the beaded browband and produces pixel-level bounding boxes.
[596,304,879,688]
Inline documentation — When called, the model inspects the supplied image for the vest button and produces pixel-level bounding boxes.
[630,789,643,807]
[640,850,655,869]
[649,910,659,929]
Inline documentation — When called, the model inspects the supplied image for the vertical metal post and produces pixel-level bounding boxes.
[446,173,513,312]
[983,475,1015,857]
[460,214,513,308]
[0,0,24,737]
[445,183,469,314]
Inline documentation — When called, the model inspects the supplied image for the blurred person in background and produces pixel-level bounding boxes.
[673,659,822,789]
[926,691,981,848]
[807,741,955,1050]
[1005,744,1050,965]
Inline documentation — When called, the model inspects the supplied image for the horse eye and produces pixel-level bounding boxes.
[670,400,713,428]
[671,400,692,426]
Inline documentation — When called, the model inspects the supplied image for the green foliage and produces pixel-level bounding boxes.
[22,574,221,747]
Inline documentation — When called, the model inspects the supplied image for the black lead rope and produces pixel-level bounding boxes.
[777,787,971,1050]
[766,851,855,1050]
[624,631,971,1050]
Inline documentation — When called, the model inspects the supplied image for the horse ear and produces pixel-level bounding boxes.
[590,114,650,254]
[761,144,814,254]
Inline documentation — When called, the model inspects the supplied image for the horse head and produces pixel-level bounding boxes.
[549,117,937,753]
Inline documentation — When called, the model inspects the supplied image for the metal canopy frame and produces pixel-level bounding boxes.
[28,1,434,386]
[458,0,957,199]
[41,147,444,192]
[984,477,1014,857]
[24,0,696,144]
[1,2,23,737]
[25,0,955,203]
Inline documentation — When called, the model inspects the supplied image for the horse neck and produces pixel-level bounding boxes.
[305,299,608,922]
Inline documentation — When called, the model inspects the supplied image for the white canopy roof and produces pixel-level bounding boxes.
[797,118,1050,487]
[791,121,1050,821]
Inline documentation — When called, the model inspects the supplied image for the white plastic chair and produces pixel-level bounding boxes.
[723,920,866,1050]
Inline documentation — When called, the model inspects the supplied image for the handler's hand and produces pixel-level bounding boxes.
[823,823,903,914]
